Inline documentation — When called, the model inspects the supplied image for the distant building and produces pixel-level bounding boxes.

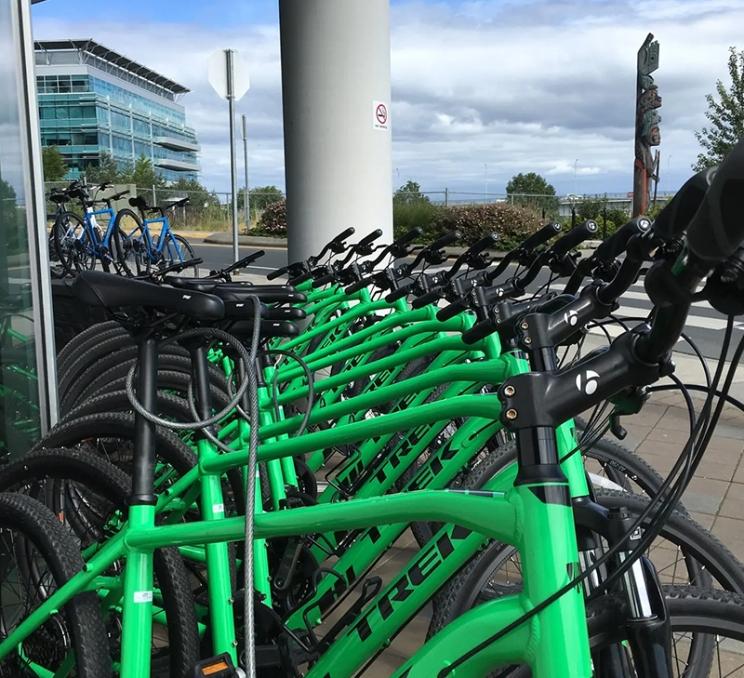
[34,39,199,182]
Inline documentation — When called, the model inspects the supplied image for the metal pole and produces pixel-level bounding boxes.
[226,49,239,262]
[242,114,250,231]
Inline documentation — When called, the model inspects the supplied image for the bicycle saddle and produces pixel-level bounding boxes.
[129,196,150,212]
[228,318,300,340]
[72,271,224,321]
[166,278,307,304]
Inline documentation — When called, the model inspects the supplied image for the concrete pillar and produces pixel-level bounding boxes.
[279,0,393,263]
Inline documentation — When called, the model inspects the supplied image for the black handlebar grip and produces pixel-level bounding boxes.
[345,277,373,294]
[288,270,314,286]
[158,257,203,276]
[356,228,384,248]
[436,299,468,321]
[385,282,415,303]
[686,138,744,264]
[331,227,356,245]
[594,217,652,264]
[267,265,289,280]
[550,220,599,258]
[461,320,497,345]
[469,233,500,256]
[410,287,443,309]
[397,227,423,246]
[312,273,336,288]
[227,250,266,273]
[429,230,461,251]
[521,222,562,253]
[652,170,710,242]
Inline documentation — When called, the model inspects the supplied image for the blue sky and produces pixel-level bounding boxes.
[31,0,744,197]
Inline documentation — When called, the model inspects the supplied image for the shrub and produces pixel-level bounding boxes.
[431,202,543,250]
[255,199,287,236]
[393,200,443,240]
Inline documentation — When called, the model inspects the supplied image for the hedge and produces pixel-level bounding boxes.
[430,202,543,250]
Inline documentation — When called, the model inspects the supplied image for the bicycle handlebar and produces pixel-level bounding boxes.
[143,257,203,279]
[686,138,744,264]
[222,250,266,275]
[521,222,563,253]
[594,216,652,264]
[652,170,710,242]
[550,220,598,258]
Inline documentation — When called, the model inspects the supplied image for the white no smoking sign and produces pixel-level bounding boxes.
[372,100,389,131]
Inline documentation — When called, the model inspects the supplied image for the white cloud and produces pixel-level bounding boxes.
[32,0,744,196]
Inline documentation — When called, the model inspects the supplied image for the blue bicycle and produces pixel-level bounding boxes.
[114,195,198,277]
[50,181,130,275]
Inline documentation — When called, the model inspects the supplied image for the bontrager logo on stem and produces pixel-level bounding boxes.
[575,370,600,395]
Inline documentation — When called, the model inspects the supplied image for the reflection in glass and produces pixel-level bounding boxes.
[0,1,41,454]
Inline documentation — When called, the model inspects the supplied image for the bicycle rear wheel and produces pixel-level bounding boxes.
[113,209,151,277]
[52,212,93,275]
[161,233,198,276]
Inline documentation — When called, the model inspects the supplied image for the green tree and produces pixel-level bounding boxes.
[392,180,440,238]
[505,172,555,196]
[238,185,284,213]
[694,46,744,171]
[41,146,68,182]
[165,178,220,208]
[128,155,165,188]
[505,172,559,215]
[0,177,21,255]
[85,153,122,184]
[394,180,430,204]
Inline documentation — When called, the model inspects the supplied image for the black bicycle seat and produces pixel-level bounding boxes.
[49,191,67,205]
[129,196,150,212]
[166,277,307,304]
[229,318,300,340]
[73,271,224,321]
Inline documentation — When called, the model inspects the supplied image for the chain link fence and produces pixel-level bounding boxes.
[44,181,676,236]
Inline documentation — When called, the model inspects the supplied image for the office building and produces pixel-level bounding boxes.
[35,39,199,182]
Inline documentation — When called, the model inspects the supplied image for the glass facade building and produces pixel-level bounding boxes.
[35,39,199,182]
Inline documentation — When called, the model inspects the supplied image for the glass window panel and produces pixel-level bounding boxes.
[0,1,43,453]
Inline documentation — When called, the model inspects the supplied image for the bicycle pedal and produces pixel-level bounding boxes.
[194,653,240,677]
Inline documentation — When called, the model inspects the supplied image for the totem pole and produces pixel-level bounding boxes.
[633,33,661,217]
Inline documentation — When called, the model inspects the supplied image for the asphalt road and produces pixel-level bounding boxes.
[193,243,287,275]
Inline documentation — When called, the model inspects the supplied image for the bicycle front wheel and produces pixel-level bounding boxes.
[0,492,112,677]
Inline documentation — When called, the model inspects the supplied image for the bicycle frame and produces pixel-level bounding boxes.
[141,214,185,263]
[0,345,592,678]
